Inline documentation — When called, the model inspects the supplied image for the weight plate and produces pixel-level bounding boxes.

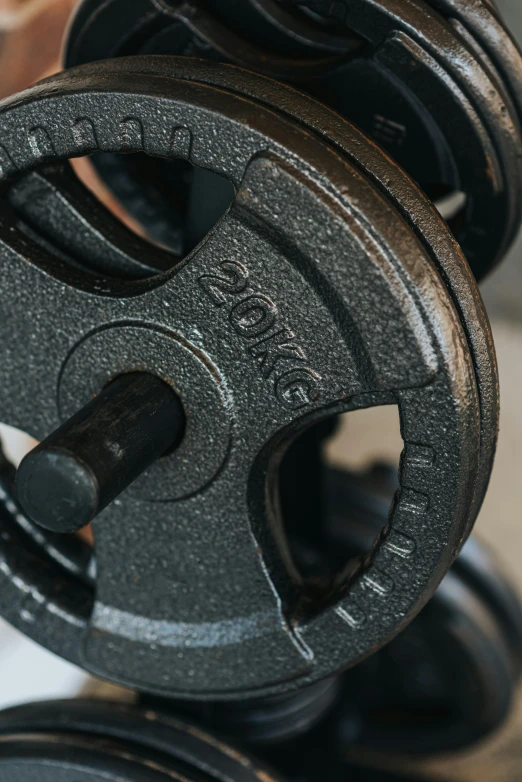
[0,699,284,782]
[427,0,522,129]
[0,697,432,781]
[0,60,483,699]
[25,55,497,545]
[64,0,522,280]
[348,568,515,754]
[323,465,520,754]
[0,734,204,781]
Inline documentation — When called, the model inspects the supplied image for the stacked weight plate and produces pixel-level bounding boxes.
[0,698,285,782]
[0,0,519,777]
[65,0,522,280]
[0,55,492,694]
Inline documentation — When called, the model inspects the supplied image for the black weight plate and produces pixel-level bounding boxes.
[0,699,284,782]
[265,0,522,271]
[0,61,483,698]
[347,568,515,754]
[427,0,522,129]
[64,0,522,280]
[323,466,520,754]
[0,733,213,781]
[16,56,498,544]
[0,736,434,782]
[326,463,522,677]
[0,698,448,781]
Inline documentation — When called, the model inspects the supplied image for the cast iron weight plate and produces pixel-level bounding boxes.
[0,697,458,780]
[17,56,498,544]
[426,0,522,128]
[454,536,522,676]
[263,0,522,275]
[251,0,522,126]
[322,467,522,754]
[0,699,284,782]
[0,62,484,699]
[64,0,522,281]
[349,567,517,754]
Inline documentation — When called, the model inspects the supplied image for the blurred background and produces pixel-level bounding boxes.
[0,1,521,778]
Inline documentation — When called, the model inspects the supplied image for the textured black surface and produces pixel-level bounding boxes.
[0,59,492,700]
